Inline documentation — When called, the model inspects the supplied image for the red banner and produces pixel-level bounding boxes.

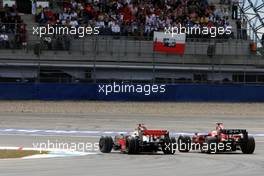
[153,32,186,55]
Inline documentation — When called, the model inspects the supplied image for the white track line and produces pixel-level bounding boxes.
[0,146,97,159]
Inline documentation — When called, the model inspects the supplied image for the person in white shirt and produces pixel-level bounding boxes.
[71,0,78,9]
[32,0,37,15]
[0,34,9,48]
[70,11,78,19]
[70,18,79,27]
[96,20,105,28]
[111,22,120,35]
[62,9,70,21]
[145,15,152,35]
[223,8,229,20]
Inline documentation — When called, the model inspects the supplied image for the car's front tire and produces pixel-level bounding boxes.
[99,136,113,153]
[203,136,218,154]
[126,137,140,154]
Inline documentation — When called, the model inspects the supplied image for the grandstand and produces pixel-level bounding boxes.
[0,0,263,84]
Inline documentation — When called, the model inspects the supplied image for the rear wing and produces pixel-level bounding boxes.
[220,129,248,135]
[142,130,168,137]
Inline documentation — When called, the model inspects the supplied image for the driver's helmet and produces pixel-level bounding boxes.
[216,122,224,131]
[137,124,147,131]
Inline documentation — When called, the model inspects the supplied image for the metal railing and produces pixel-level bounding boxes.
[1,21,262,55]
[0,34,256,55]
[0,69,263,85]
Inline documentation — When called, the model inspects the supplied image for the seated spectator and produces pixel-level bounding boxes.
[35,5,43,22]
[33,0,234,40]
[0,33,9,48]
[0,4,26,48]
[111,21,121,35]
[69,17,79,27]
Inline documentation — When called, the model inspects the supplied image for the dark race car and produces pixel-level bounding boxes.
[99,124,176,154]
[177,123,255,154]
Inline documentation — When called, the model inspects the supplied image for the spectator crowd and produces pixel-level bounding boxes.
[35,0,234,39]
[0,4,27,49]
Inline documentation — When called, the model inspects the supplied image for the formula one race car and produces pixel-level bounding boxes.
[99,124,176,154]
[177,123,255,154]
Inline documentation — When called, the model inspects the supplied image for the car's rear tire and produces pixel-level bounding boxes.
[162,137,176,154]
[203,136,218,154]
[99,136,113,153]
[127,137,140,154]
[241,136,255,154]
[178,135,191,152]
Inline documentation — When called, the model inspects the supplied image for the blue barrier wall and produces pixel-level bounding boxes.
[0,83,263,102]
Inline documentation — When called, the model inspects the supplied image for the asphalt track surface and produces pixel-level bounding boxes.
[0,112,263,176]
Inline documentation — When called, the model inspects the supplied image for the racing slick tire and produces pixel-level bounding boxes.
[162,137,176,155]
[203,136,218,154]
[99,136,113,153]
[127,137,140,154]
[241,136,255,154]
[178,135,191,152]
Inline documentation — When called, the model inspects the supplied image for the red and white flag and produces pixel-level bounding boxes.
[153,32,186,55]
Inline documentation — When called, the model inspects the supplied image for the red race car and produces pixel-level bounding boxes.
[99,124,176,154]
[177,123,255,154]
